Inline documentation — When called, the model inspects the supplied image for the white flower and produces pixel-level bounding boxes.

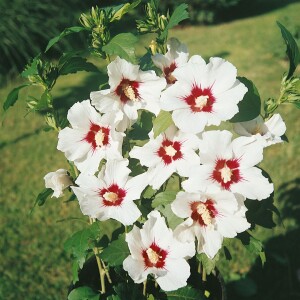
[90,57,166,132]
[172,191,250,259]
[123,210,195,291]
[71,159,148,225]
[57,100,123,174]
[160,55,248,133]
[44,169,72,198]
[129,125,200,189]
[233,114,287,147]
[152,38,189,84]
[183,130,274,200]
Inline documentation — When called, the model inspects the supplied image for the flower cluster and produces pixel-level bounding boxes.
[44,39,286,292]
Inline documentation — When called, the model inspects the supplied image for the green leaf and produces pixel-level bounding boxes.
[294,102,300,109]
[166,285,204,300]
[277,21,300,79]
[160,4,189,39]
[3,84,30,111]
[156,204,182,229]
[111,0,141,22]
[101,234,130,266]
[230,77,261,122]
[68,286,100,300]
[102,33,138,62]
[114,283,144,300]
[71,260,79,284]
[152,191,177,208]
[142,186,157,199]
[237,231,265,265]
[153,110,173,138]
[45,26,87,52]
[21,56,40,78]
[35,90,52,111]
[127,111,153,140]
[196,252,220,275]
[64,222,102,268]
[32,188,53,210]
[59,56,99,75]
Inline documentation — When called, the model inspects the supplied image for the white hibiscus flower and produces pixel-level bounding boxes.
[71,159,148,225]
[172,191,250,259]
[123,210,195,291]
[57,100,123,174]
[233,113,287,147]
[44,169,72,198]
[152,38,189,85]
[90,57,166,132]
[129,125,200,189]
[160,55,248,134]
[183,130,274,200]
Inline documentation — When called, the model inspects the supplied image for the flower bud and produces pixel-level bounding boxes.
[44,169,73,198]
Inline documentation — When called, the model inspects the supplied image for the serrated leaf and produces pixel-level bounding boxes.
[45,26,87,52]
[152,191,177,208]
[160,4,189,39]
[102,33,138,62]
[68,286,100,300]
[142,186,157,199]
[21,56,40,78]
[35,90,52,111]
[100,234,130,266]
[230,77,261,122]
[277,21,300,79]
[64,222,102,268]
[59,56,99,75]
[153,110,173,138]
[3,84,30,111]
[166,285,204,299]
[196,252,220,275]
[111,0,141,22]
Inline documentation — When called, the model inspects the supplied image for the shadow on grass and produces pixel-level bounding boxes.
[219,0,300,23]
[53,70,108,116]
[0,127,43,150]
[226,177,300,300]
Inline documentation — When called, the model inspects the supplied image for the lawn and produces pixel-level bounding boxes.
[1,2,300,299]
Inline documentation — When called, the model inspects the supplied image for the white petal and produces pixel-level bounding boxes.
[265,113,286,136]
[232,136,263,168]
[103,159,130,187]
[123,256,149,284]
[171,191,196,218]
[148,163,176,190]
[125,172,149,201]
[57,128,90,162]
[156,258,190,291]
[172,109,207,134]
[231,167,274,200]
[107,202,141,225]
[75,148,103,174]
[173,219,196,243]
[200,227,223,259]
[126,225,144,259]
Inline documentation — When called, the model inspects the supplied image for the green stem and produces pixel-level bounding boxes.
[143,280,147,296]
[90,218,106,294]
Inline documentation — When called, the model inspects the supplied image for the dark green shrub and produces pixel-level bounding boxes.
[0,0,100,82]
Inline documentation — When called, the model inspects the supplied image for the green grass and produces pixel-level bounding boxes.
[1,3,300,299]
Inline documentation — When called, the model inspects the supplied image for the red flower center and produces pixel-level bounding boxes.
[184,85,215,113]
[142,242,168,269]
[115,78,140,103]
[190,200,218,227]
[211,158,242,190]
[157,139,183,165]
[163,62,177,84]
[84,123,110,150]
[99,184,126,207]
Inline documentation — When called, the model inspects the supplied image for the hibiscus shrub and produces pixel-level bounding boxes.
[4,1,300,299]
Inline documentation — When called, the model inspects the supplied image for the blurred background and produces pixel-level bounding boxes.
[0,0,300,299]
